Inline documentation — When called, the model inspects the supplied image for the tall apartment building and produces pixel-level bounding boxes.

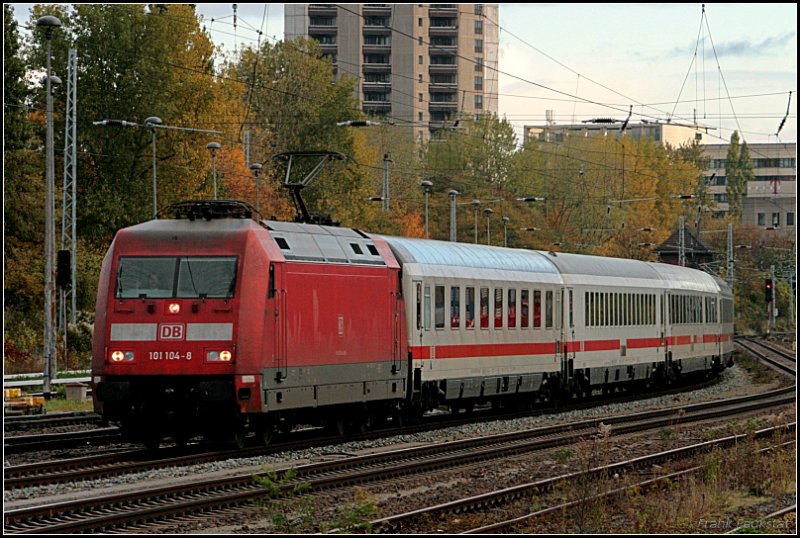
[285,4,499,142]
[703,142,796,231]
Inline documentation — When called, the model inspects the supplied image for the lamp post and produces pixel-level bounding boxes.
[448,190,459,242]
[420,180,433,239]
[472,200,481,244]
[207,142,222,200]
[144,116,162,217]
[502,216,510,247]
[37,14,61,396]
[250,162,262,214]
[484,207,493,245]
[94,119,221,218]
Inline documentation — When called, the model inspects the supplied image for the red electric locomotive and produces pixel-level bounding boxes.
[92,200,406,448]
[93,198,733,449]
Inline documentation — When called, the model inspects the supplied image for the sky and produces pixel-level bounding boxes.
[10,3,798,145]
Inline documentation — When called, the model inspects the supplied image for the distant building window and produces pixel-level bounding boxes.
[419,55,423,64]
[475,57,484,72]
[772,213,780,227]
[418,17,423,26]
[419,36,423,45]
[475,4,483,15]
[474,20,483,34]
[757,213,765,226]
[419,93,423,102]
[419,111,423,121]
[475,94,483,109]
[474,76,483,90]
[788,212,795,226]
[474,39,483,53]
[419,74,423,83]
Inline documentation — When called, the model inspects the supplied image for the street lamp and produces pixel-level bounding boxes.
[502,216,510,247]
[420,180,433,239]
[448,190,459,242]
[250,162,263,214]
[94,118,221,218]
[207,142,222,200]
[37,14,61,396]
[484,207,493,245]
[144,116,162,216]
[472,200,481,244]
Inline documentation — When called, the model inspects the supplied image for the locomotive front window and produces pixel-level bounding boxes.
[177,257,237,298]
[116,257,177,298]
[116,256,237,299]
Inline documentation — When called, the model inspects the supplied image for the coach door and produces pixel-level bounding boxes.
[413,280,425,346]
[560,288,575,380]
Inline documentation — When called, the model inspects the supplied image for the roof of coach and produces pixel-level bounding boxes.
[646,262,721,293]
[264,220,386,265]
[379,236,559,275]
[533,251,661,281]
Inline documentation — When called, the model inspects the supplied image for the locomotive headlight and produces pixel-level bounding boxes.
[206,349,233,362]
[168,303,180,314]
[110,350,135,362]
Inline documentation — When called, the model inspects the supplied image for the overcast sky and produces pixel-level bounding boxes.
[11,3,797,144]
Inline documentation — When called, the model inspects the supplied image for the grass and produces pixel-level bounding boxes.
[45,397,94,413]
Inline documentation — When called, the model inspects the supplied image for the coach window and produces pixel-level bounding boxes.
[435,285,445,329]
[424,285,431,330]
[508,289,517,328]
[533,290,542,328]
[545,290,553,329]
[480,287,490,329]
[521,289,529,327]
[466,287,475,328]
[494,288,504,328]
[450,286,460,329]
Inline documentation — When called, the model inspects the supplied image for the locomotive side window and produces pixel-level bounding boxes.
[465,286,475,329]
[533,290,541,328]
[435,286,445,329]
[480,287,489,329]
[450,286,460,329]
[494,288,503,328]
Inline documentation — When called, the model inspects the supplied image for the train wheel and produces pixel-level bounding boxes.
[260,427,275,446]
[232,429,246,450]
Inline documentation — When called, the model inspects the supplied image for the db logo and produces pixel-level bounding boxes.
[159,323,185,341]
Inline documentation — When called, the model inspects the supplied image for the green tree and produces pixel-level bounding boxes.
[724,131,751,218]
[231,38,379,227]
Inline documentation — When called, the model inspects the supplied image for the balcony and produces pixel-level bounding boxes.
[308,4,337,17]
[428,63,457,75]
[363,4,392,16]
[428,84,457,95]
[429,101,458,113]
[429,5,457,17]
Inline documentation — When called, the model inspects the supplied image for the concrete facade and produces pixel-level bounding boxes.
[285,3,500,142]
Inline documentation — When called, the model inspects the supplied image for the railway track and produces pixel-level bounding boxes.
[3,412,101,432]
[418,436,796,534]
[736,336,796,376]
[4,385,795,534]
[4,376,721,489]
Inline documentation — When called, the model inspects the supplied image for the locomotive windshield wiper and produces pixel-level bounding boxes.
[183,258,200,297]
